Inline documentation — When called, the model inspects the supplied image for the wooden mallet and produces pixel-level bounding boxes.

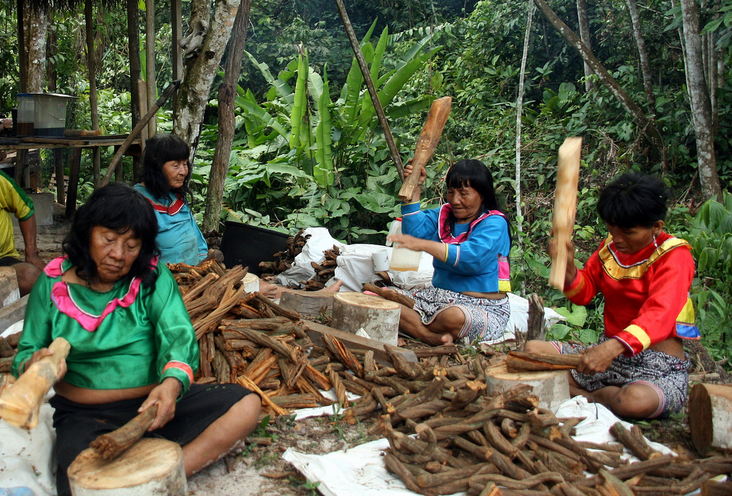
[398,96,452,202]
[549,137,582,289]
[0,337,70,430]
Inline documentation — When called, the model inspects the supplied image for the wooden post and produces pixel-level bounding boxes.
[66,148,82,218]
[145,0,157,139]
[549,137,582,289]
[54,148,65,204]
[526,294,546,341]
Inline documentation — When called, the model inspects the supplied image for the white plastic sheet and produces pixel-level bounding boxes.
[0,403,57,496]
[282,397,674,496]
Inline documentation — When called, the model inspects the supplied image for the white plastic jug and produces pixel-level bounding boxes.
[388,219,423,272]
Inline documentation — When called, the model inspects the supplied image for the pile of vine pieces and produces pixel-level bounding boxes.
[160,259,732,496]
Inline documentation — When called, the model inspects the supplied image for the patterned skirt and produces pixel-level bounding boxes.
[402,286,510,344]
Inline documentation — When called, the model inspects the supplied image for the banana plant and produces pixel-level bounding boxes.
[234,21,440,189]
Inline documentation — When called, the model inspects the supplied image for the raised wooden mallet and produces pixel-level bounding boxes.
[0,337,70,430]
[398,96,452,202]
[549,137,582,289]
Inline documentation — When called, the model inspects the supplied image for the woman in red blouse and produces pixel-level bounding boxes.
[525,173,699,419]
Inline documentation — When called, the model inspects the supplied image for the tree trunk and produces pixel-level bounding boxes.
[173,0,240,165]
[127,0,142,182]
[680,0,723,201]
[575,0,593,92]
[202,0,252,232]
[625,0,655,109]
[46,23,56,91]
[533,0,665,161]
[25,1,47,93]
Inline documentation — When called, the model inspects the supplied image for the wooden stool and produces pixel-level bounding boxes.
[485,358,570,411]
[330,292,401,346]
[68,438,186,495]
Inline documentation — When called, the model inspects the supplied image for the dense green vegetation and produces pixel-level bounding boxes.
[0,0,730,365]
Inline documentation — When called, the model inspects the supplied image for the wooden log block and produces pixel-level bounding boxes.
[485,358,570,411]
[0,294,27,333]
[330,292,401,346]
[0,266,20,309]
[68,438,186,495]
[0,337,69,429]
[689,383,732,454]
[549,137,582,289]
[279,288,335,319]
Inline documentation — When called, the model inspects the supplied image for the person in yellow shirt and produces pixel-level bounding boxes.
[0,171,45,295]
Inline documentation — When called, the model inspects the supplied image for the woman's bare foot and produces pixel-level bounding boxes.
[321,280,343,293]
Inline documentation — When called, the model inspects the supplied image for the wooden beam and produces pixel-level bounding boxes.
[302,320,417,366]
[171,0,183,83]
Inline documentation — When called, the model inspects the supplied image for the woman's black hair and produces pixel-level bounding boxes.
[142,133,191,200]
[597,172,671,228]
[442,159,511,247]
[63,183,160,287]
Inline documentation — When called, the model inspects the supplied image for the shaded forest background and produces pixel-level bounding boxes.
[0,0,730,366]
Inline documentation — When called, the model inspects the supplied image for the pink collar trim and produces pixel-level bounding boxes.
[45,256,154,332]
[437,204,505,243]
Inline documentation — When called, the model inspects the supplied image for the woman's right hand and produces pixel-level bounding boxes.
[404,163,427,185]
[25,348,67,380]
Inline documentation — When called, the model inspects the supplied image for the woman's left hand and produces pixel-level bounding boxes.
[139,378,180,431]
[576,339,626,375]
[387,233,423,251]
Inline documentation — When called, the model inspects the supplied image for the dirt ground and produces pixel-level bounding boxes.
[13,205,732,496]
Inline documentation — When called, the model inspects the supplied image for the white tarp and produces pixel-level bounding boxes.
[282,397,674,496]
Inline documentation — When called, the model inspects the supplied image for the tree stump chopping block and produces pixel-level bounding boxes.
[485,357,570,411]
[689,383,732,454]
[330,292,401,346]
[68,438,186,495]
[279,288,335,319]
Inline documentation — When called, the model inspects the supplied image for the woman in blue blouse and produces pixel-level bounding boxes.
[133,134,208,266]
[388,159,511,346]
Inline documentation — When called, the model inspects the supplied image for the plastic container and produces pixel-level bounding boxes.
[388,219,423,272]
[16,94,34,136]
[31,93,76,136]
[219,221,290,276]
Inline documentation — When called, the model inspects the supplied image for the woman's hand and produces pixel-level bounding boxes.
[403,163,427,185]
[25,348,67,380]
[548,231,578,285]
[387,233,423,252]
[576,339,626,375]
[139,378,180,431]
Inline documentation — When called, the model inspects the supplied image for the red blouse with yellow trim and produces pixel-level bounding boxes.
[11,257,199,395]
[563,231,700,356]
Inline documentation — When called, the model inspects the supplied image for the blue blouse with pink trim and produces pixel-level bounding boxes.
[11,257,199,395]
[401,202,511,293]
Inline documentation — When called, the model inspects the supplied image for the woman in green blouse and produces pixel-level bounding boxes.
[12,183,261,496]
